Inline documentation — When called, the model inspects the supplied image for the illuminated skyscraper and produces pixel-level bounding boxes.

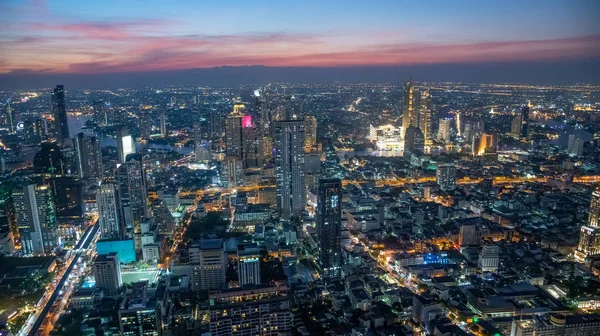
[437,118,451,142]
[519,105,529,139]
[304,115,317,152]
[225,103,245,158]
[587,188,600,228]
[417,90,432,141]
[274,120,306,219]
[52,85,69,144]
[242,115,263,168]
[117,154,148,252]
[436,164,456,191]
[575,189,600,261]
[73,132,103,179]
[97,182,124,240]
[221,156,243,188]
[139,109,152,141]
[474,133,498,156]
[511,115,522,138]
[317,178,342,276]
[160,110,167,137]
[209,110,224,139]
[13,184,57,255]
[401,80,416,137]
[116,126,136,163]
[2,98,15,134]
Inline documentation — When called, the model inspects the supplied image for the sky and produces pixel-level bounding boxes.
[0,0,599,85]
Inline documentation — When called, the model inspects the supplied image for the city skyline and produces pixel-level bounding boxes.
[0,0,599,87]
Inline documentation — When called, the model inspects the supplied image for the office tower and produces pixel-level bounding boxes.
[23,118,47,145]
[52,85,69,144]
[511,314,600,336]
[195,140,211,162]
[568,134,584,157]
[404,126,424,154]
[401,80,417,137]
[116,126,136,163]
[458,224,481,247]
[242,116,263,168]
[189,239,227,291]
[436,164,457,191]
[209,110,224,139]
[237,243,261,285]
[117,154,148,251]
[93,100,109,126]
[274,120,306,219]
[575,189,600,261]
[588,188,600,228]
[209,284,293,335]
[304,115,317,152]
[511,115,522,138]
[417,90,432,141]
[159,110,167,137]
[437,118,451,142]
[225,103,245,158]
[317,178,342,277]
[2,98,15,134]
[283,95,302,120]
[463,122,473,142]
[138,109,152,141]
[93,252,122,296]
[519,105,530,139]
[119,281,161,336]
[13,184,57,255]
[193,119,202,146]
[221,156,243,188]
[474,132,498,156]
[73,132,103,179]
[478,244,500,272]
[97,182,124,240]
[33,142,66,176]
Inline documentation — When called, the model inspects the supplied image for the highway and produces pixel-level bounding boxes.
[26,224,100,336]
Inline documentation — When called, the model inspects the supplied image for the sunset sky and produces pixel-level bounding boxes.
[1,0,599,75]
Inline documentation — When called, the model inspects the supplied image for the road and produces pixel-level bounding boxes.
[26,224,100,336]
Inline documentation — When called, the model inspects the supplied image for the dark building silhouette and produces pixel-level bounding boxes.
[317,178,342,277]
[52,85,69,144]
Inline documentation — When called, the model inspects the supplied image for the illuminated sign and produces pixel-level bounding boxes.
[242,115,253,128]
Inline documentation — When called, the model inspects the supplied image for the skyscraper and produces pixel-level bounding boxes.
[458,224,481,247]
[73,132,103,179]
[117,154,148,251]
[436,164,457,191]
[317,178,342,276]
[404,126,424,154]
[52,85,69,144]
[474,132,498,156]
[237,243,261,285]
[225,103,245,158]
[401,80,416,137]
[97,182,124,240]
[510,114,522,138]
[2,98,15,134]
[189,239,227,291]
[478,244,500,272]
[93,100,109,126]
[519,105,529,139]
[93,252,122,296]
[417,90,432,142]
[13,184,57,255]
[209,110,224,139]
[304,115,317,152]
[437,118,452,142]
[139,109,152,141]
[274,120,306,219]
[242,116,263,168]
[221,156,243,188]
[588,188,600,228]
[119,281,160,335]
[568,134,584,157]
[116,126,136,163]
[159,110,167,137]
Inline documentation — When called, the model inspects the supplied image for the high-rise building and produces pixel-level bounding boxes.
[436,164,457,191]
[401,80,417,137]
[437,118,451,142]
[474,132,498,156]
[458,224,481,247]
[242,116,263,168]
[97,182,124,240]
[116,126,136,163]
[404,126,424,154]
[159,110,167,137]
[225,103,245,158]
[588,188,600,228]
[23,118,47,145]
[33,142,66,176]
[274,120,306,219]
[195,140,211,162]
[209,284,293,335]
[2,98,15,134]
[93,252,122,296]
[519,105,530,139]
[189,239,227,291]
[119,281,161,336]
[52,85,69,144]
[568,134,584,157]
[304,115,317,152]
[511,114,522,138]
[93,100,109,126]
[13,184,57,255]
[73,132,103,179]
[478,244,500,272]
[237,243,261,285]
[417,90,432,142]
[511,313,600,336]
[209,110,224,139]
[117,154,148,251]
[138,109,152,141]
[220,156,243,188]
[575,189,600,261]
[317,178,342,277]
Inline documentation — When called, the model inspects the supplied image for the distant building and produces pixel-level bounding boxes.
[51,85,69,144]
[304,115,317,152]
[139,109,152,140]
[404,126,425,154]
[568,134,584,157]
[274,120,306,219]
[225,103,245,158]
[237,243,261,285]
[189,239,227,291]
[159,110,167,137]
[117,154,148,252]
[478,244,500,272]
[116,126,136,163]
[242,117,263,168]
[97,182,124,240]
[93,252,122,296]
[459,224,481,247]
[575,188,600,261]
[317,178,343,277]
[401,80,416,138]
[221,156,243,188]
[474,132,498,156]
[417,89,432,142]
[369,124,403,151]
[436,164,456,191]
[73,132,103,179]
[437,118,451,142]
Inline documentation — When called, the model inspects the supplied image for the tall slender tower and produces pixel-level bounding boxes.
[519,104,530,139]
[317,178,342,276]
[3,98,15,134]
[97,182,124,240]
[417,90,432,142]
[117,154,148,252]
[52,85,69,144]
[225,103,245,158]
[139,109,152,141]
[401,80,416,137]
[575,189,600,261]
[304,116,317,152]
[13,184,57,255]
[73,132,103,179]
[160,110,167,137]
[274,120,306,219]
[242,115,263,168]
